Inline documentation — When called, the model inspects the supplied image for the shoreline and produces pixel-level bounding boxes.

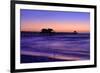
[21,54,72,63]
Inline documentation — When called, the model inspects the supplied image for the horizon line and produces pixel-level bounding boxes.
[21,31,90,33]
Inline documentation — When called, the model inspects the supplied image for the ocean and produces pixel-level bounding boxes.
[20,32,90,63]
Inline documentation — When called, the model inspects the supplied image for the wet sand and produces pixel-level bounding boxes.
[21,54,72,63]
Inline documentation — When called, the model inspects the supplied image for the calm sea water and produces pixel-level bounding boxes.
[21,32,90,63]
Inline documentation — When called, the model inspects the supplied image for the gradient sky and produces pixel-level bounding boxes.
[20,9,90,33]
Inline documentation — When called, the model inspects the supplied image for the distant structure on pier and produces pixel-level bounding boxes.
[41,28,54,33]
[73,31,78,34]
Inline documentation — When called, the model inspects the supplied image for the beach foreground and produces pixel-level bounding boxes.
[21,32,90,63]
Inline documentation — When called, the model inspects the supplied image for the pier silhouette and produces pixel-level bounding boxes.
[40,28,78,34]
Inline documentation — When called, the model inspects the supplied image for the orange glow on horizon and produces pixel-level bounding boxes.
[21,21,90,33]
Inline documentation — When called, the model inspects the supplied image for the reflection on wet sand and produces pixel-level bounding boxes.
[21,50,80,61]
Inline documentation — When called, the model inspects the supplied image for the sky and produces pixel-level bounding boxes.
[20,9,90,33]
